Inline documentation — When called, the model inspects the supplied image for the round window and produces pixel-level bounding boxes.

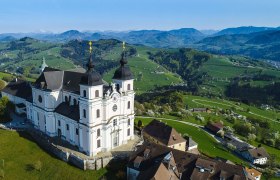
[112,104,117,112]
[38,95,42,103]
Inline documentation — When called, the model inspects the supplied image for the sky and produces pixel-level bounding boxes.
[0,0,279,33]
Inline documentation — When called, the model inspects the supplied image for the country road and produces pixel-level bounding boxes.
[192,99,279,123]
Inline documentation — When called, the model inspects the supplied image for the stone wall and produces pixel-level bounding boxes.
[25,128,123,170]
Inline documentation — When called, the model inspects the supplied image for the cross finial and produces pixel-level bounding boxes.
[89,41,93,54]
[122,41,126,51]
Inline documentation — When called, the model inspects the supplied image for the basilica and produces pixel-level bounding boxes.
[2,44,135,157]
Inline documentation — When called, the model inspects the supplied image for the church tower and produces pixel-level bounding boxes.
[78,41,104,155]
[112,42,134,92]
[40,57,48,73]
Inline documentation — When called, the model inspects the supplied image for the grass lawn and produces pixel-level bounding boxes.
[135,117,247,165]
[0,130,124,180]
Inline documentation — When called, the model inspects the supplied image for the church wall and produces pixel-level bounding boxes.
[62,91,80,106]
[113,79,134,92]
[80,85,103,100]
[32,88,46,109]
[45,112,56,137]
[32,88,62,111]
[55,114,79,146]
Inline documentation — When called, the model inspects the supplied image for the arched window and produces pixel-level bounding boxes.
[83,90,86,98]
[128,101,131,109]
[127,84,131,91]
[96,109,100,118]
[97,129,100,137]
[74,99,77,106]
[128,119,130,126]
[65,96,68,102]
[83,109,86,118]
[95,90,99,97]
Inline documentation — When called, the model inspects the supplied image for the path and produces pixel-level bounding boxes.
[192,99,243,110]
[191,98,279,123]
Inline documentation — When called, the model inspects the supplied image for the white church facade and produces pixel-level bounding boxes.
[2,50,135,157]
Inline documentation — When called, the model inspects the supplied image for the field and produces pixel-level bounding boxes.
[0,130,124,180]
[103,47,182,93]
[200,56,280,96]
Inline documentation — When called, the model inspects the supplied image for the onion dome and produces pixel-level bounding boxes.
[113,52,134,80]
[80,54,103,86]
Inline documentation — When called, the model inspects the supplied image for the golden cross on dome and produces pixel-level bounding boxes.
[122,41,126,50]
[89,41,93,54]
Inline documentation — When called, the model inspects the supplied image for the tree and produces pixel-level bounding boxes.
[217,130,225,138]
[248,133,256,142]
[0,96,14,123]
[0,80,6,90]
[137,120,143,128]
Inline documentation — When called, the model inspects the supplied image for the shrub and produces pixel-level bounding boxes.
[137,120,143,128]
[33,160,42,172]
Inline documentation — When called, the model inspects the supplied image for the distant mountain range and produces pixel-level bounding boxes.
[1,26,280,61]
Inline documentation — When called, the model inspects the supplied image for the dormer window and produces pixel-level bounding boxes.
[127,84,131,90]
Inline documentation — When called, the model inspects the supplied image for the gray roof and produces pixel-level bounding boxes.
[113,52,133,80]
[34,67,103,93]
[55,102,80,121]
[2,79,32,100]
[188,137,198,148]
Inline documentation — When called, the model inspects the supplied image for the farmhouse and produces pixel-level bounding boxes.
[205,121,224,134]
[142,119,187,151]
[191,108,211,113]
[245,167,262,180]
[127,143,247,180]
[1,46,135,157]
[241,147,269,165]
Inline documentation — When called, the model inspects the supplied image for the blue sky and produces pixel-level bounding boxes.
[0,0,279,33]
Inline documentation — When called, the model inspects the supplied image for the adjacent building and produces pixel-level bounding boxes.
[205,121,224,135]
[241,147,269,165]
[142,119,188,152]
[2,51,135,157]
[245,167,262,180]
[127,143,247,180]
